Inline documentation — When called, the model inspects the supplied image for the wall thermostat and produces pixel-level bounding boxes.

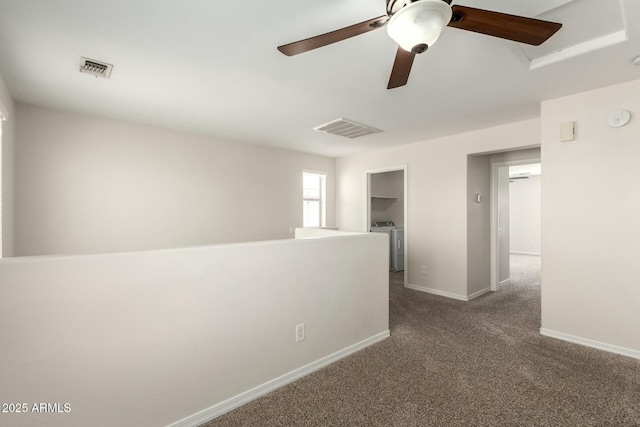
[607,110,632,128]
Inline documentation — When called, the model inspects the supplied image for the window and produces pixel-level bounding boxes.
[303,171,326,227]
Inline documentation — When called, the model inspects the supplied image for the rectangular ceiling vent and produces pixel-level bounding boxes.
[79,57,113,79]
[313,118,382,139]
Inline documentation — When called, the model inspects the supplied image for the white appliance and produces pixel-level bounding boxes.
[391,229,404,272]
[370,221,394,269]
[371,221,403,271]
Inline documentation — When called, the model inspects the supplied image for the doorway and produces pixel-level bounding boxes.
[490,159,541,291]
[366,165,408,288]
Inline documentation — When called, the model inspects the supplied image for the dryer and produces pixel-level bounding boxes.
[391,228,404,272]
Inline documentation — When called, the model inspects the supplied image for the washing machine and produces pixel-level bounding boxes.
[370,221,396,270]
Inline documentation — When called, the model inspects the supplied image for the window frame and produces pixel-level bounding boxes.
[302,170,327,228]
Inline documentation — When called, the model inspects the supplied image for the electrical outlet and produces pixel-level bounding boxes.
[295,324,305,343]
[421,266,427,275]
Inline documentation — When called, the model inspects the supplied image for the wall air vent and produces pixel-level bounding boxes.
[313,118,382,139]
[79,57,113,78]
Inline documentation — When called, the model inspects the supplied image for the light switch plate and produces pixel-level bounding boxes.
[561,121,575,142]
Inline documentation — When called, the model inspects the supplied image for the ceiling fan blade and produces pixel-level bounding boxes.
[387,47,415,89]
[448,5,562,46]
[277,16,388,56]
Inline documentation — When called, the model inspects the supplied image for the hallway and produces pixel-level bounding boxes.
[205,259,640,426]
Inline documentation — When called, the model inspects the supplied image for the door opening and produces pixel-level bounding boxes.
[490,159,541,291]
[366,165,408,288]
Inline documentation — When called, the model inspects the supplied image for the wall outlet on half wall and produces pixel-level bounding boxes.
[421,266,427,275]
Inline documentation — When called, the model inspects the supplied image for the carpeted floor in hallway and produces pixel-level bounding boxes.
[202,255,640,426]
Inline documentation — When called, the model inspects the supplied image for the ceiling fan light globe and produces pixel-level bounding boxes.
[387,0,452,53]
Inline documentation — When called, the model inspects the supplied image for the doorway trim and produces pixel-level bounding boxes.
[365,165,408,288]
[490,157,541,291]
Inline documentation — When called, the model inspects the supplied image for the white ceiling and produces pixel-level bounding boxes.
[0,0,639,158]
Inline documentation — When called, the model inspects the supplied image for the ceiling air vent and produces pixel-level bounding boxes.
[313,118,382,139]
[79,57,113,79]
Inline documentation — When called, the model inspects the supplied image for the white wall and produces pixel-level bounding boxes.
[489,148,541,164]
[0,232,389,427]
[466,154,490,296]
[337,119,541,300]
[541,79,640,356]
[0,73,15,257]
[371,170,404,227]
[509,175,541,255]
[496,166,511,283]
[14,104,336,256]
[295,227,358,238]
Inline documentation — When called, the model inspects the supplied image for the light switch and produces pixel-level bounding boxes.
[561,121,575,142]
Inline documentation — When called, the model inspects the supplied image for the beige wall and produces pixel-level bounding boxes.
[466,154,491,297]
[14,103,336,256]
[0,73,15,257]
[0,232,389,427]
[490,147,541,164]
[337,118,541,300]
[541,79,640,355]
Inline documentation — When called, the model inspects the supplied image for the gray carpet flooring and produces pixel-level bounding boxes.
[202,255,640,426]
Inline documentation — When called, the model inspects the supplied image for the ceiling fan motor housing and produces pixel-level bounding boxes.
[386,0,452,17]
[386,0,453,53]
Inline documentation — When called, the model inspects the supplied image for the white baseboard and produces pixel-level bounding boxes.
[405,284,469,301]
[405,285,491,302]
[467,287,491,301]
[510,251,541,256]
[498,278,511,289]
[539,328,640,360]
[168,330,391,427]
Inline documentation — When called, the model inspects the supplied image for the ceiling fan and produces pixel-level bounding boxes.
[277,0,562,89]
